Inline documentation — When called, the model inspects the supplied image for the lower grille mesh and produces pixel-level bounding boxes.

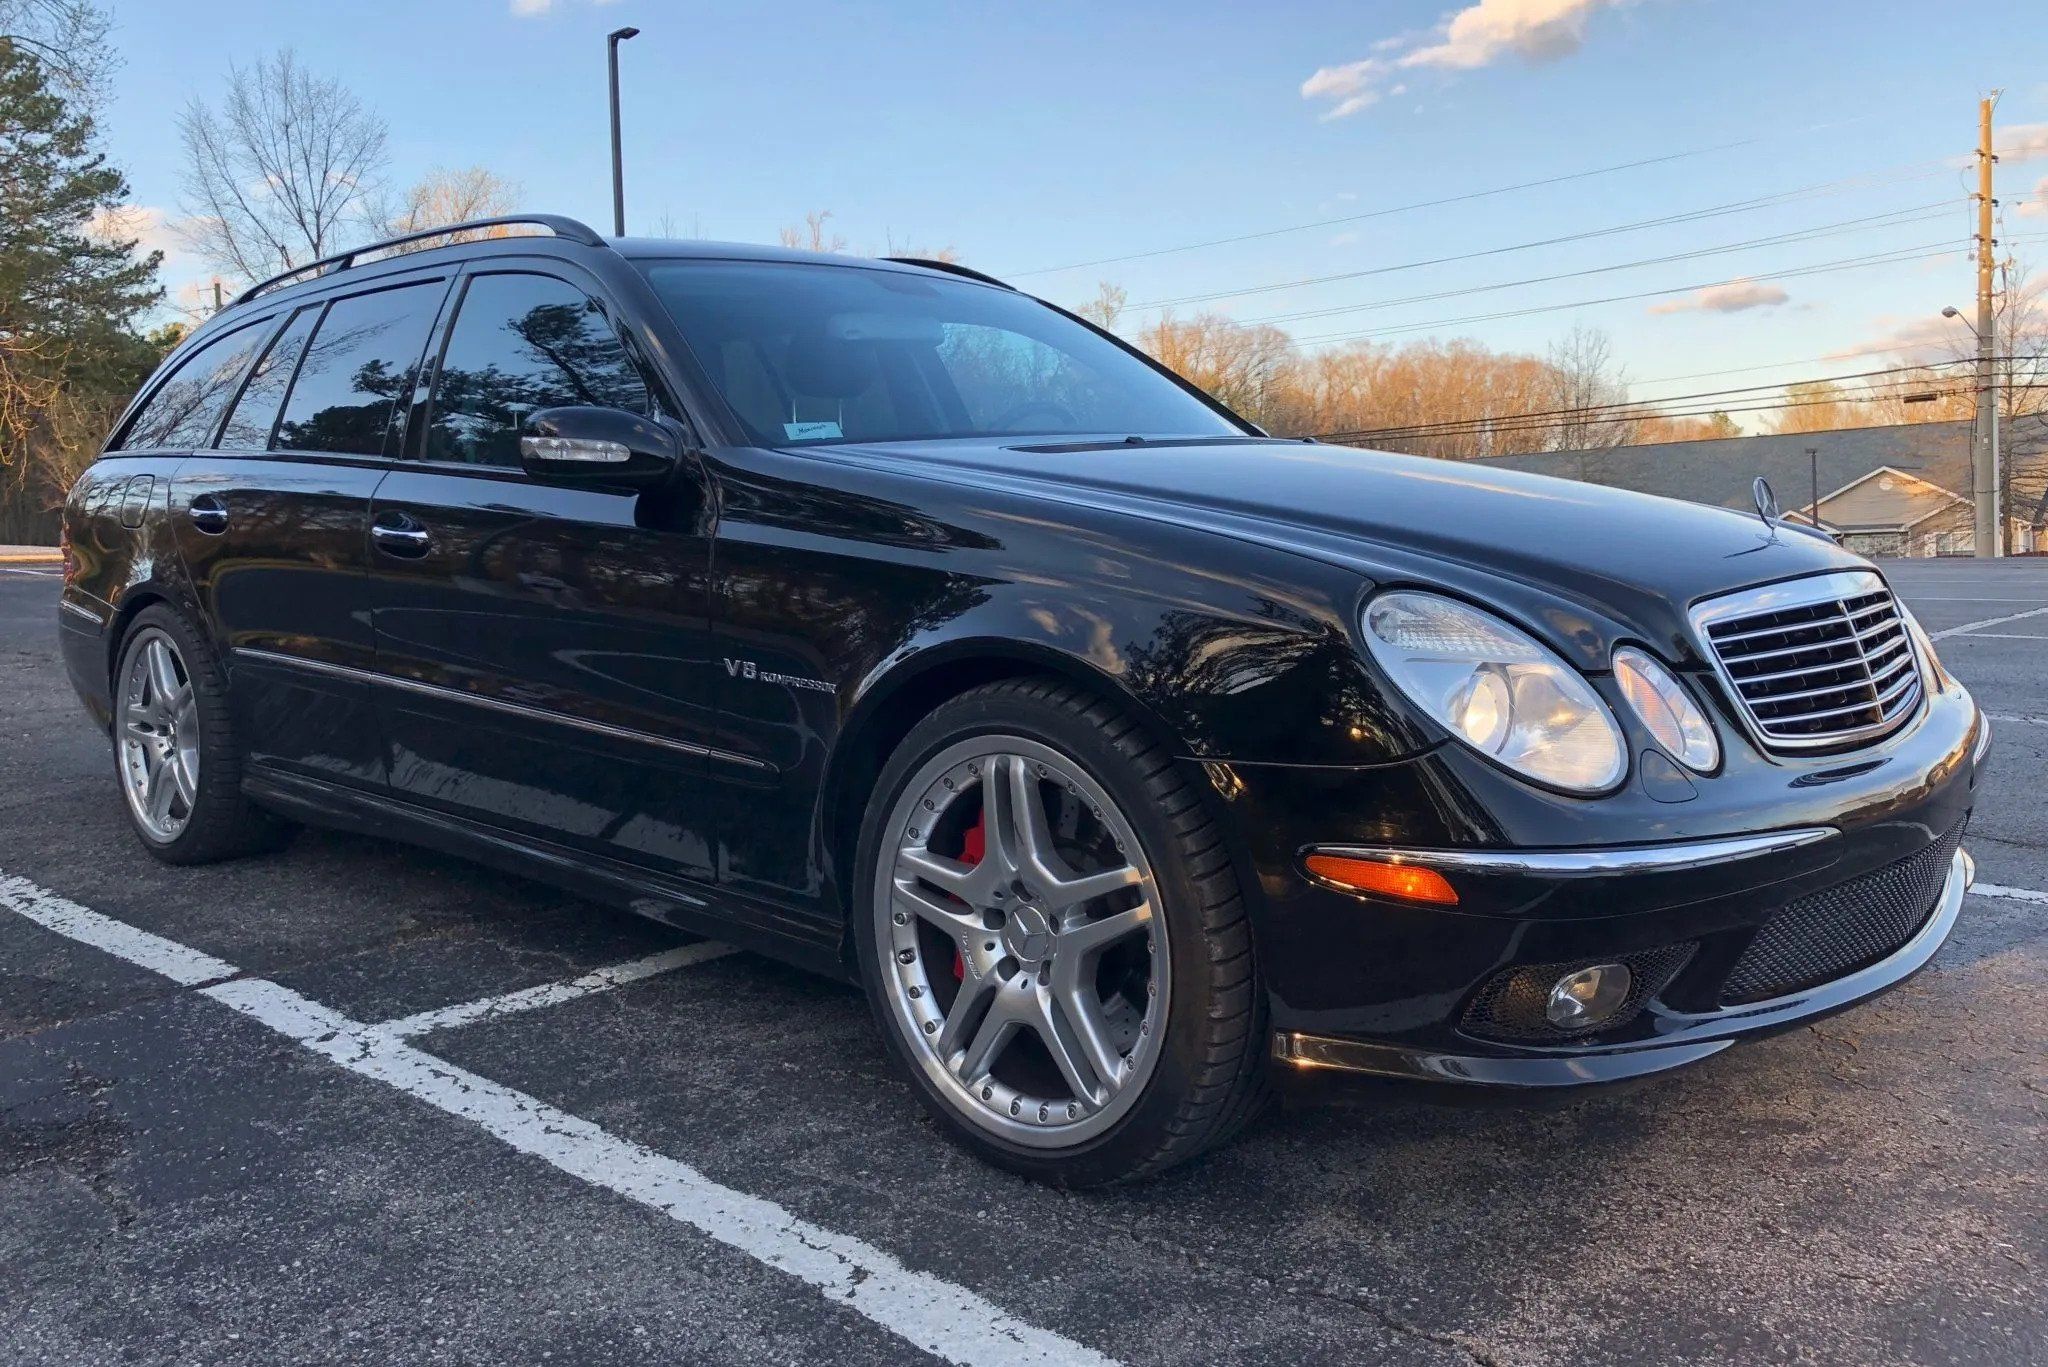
[1720,821,1963,1006]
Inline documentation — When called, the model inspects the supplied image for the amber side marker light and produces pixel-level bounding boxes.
[1303,854,1459,906]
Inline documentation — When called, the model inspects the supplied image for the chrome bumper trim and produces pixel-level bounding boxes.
[1305,826,1837,879]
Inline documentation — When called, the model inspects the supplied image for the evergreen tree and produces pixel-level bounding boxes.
[0,36,162,520]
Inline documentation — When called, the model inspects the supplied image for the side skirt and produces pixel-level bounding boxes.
[242,768,853,982]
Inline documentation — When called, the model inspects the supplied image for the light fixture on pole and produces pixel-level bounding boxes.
[607,26,641,238]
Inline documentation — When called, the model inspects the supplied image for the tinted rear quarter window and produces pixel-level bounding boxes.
[216,306,320,451]
[424,272,649,467]
[273,282,441,456]
[117,321,271,451]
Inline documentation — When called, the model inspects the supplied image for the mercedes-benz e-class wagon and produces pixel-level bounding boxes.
[60,214,1987,1184]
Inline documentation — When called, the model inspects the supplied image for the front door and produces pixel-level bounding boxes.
[173,275,450,788]
[367,267,723,881]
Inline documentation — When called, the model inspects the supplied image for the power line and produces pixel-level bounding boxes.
[1228,203,1956,328]
[1308,359,2002,444]
[1119,162,1952,312]
[1309,362,2048,448]
[1007,123,1945,277]
[1280,244,1963,349]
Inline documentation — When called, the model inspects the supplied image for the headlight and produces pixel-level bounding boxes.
[1900,605,1949,692]
[1363,591,1626,793]
[1612,647,1720,772]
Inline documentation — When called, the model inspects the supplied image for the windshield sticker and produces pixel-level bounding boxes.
[784,420,843,441]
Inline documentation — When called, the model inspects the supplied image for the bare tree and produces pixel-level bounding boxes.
[779,210,846,254]
[1074,282,1128,331]
[1769,379,1867,434]
[0,0,112,106]
[1546,324,1634,454]
[383,165,519,235]
[176,50,388,284]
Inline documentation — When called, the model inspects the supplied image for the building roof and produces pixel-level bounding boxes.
[1470,421,1975,518]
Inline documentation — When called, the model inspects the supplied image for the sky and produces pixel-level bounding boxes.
[88,0,2048,418]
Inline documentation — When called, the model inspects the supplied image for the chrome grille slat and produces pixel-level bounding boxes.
[1692,571,1924,752]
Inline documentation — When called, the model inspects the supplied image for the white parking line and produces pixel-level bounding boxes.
[1901,596,2048,602]
[0,870,1116,1367]
[378,941,738,1038]
[1972,883,2048,907]
[0,566,60,577]
[1985,713,2048,727]
[0,874,239,985]
[1932,605,2048,640]
[1941,632,2048,641]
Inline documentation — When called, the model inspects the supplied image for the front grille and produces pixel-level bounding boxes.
[1720,820,1963,1005]
[1698,573,1921,751]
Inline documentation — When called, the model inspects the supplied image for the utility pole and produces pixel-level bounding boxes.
[607,27,640,238]
[1972,93,2002,556]
[211,279,224,315]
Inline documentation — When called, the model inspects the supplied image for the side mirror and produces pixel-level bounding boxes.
[519,406,681,487]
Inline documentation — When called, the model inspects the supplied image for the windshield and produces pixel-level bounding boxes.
[637,260,1244,447]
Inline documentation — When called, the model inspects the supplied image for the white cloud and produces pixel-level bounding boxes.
[1302,0,1631,119]
[511,0,619,14]
[1997,122,2048,165]
[1648,278,1791,316]
[2019,173,2048,219]
[1826,314,1973,366]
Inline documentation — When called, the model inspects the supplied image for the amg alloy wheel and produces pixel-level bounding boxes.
[111,604,291,864]
[874,736,1168,1147]
[118,628,200,842]
[856,679,1271,1185]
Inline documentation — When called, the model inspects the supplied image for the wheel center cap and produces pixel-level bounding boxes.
[1003,904,1054,963]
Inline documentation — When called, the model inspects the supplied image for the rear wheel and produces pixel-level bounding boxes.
[855,679,1271,1185]
[112,605,291,864]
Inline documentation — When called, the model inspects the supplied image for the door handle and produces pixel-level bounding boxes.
[187,494,229,535]
[371,514,431,558]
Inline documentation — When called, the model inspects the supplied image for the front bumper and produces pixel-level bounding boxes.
[1273,844,1972,1088]
[1217,674,1985,1094]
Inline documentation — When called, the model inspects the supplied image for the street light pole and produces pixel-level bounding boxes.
[607,26,640,238]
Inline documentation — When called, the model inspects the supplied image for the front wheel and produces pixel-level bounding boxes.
[854,679,1271,1186]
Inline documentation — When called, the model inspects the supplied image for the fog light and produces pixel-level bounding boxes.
[1545,963,1632,1029]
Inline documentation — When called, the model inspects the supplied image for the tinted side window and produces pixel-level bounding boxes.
[116,322,270,451]
[216,306,320,451]
[273,282,440,456]
[425,273,649,467]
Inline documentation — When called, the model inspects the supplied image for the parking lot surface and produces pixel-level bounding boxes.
[2,556,2043,1366]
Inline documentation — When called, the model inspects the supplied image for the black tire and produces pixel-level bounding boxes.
[111,604,293,865]
[853,677,1272,1186]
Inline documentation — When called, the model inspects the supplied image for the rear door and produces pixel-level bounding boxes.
[367,264,723,880]
[172,273,451,788]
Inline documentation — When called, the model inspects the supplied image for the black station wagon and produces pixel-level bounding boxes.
[60,214,1988,1184]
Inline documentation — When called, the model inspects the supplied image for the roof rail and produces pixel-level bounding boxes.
[231,214,607,307]
[880,257,1016,291]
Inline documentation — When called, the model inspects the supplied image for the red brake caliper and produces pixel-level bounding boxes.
[953,808,986,982]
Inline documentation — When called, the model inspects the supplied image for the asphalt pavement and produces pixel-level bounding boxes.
[1,555,2042,1366]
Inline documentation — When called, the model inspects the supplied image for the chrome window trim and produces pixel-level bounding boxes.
[1305,826,1837,879]
[1689,570,1925,754]
[232,646,774,773]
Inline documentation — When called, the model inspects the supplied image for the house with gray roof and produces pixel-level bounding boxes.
[1467,420,2035,558]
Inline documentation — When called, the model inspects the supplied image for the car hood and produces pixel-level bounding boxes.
[824,436,1868,666]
